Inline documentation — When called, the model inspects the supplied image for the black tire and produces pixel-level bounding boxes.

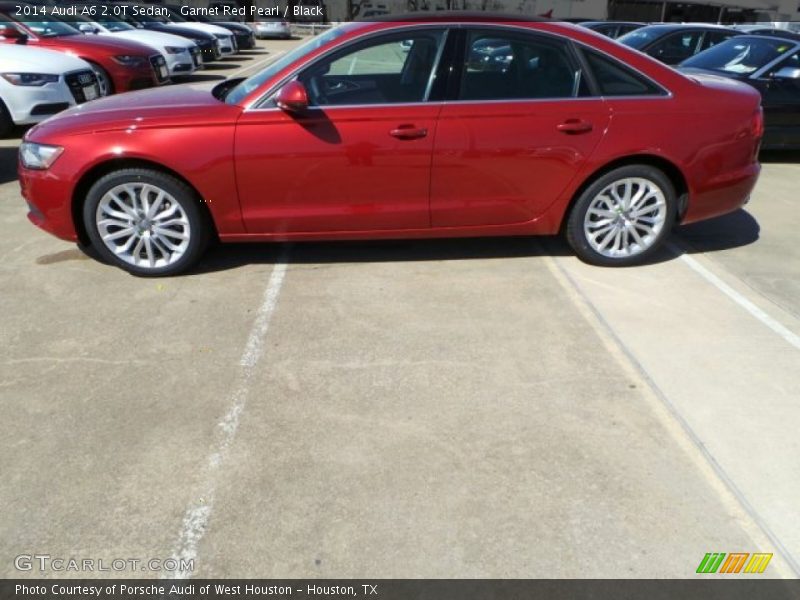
[0,99,13,138]
[83,168,210,277]
[565,164,676,267]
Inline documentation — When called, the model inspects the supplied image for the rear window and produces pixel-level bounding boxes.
[582,50,666,96]
[682,37,795,74]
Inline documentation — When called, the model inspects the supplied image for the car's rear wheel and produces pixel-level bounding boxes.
[83,168,210,277]
[565,165,676,266]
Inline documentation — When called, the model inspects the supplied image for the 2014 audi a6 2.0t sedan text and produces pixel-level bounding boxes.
[19,16,764,276]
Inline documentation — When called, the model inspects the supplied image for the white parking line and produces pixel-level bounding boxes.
[670,245,800,351]
[168,252,289,578]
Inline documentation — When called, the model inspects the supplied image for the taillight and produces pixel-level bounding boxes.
[752,107,764,140]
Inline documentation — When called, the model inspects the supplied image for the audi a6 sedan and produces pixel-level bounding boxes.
[19,15,764,276]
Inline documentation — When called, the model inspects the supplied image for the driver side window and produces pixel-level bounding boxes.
[298,30,445,106]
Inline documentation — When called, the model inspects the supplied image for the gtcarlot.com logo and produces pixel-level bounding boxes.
[696,552,772,574]
[14,554,194,573]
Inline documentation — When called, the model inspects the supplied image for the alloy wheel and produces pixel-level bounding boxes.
[96,183,191,269]
[582,177,667,259]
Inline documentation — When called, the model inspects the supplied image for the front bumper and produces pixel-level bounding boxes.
[19,163,78,242]
[3,81,76,126]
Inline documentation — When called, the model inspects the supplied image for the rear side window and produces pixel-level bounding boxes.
[458,31,586,101]
[582,50,666,96]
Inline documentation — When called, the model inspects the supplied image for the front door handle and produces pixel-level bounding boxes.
[390,125,428,140]
[557,119,593,134]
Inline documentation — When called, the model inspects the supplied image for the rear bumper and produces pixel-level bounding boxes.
[681,162,761,225]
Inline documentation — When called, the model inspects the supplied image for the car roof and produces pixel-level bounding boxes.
[734,32,800,44]
[635,23,736,32]
[580,21,644,26]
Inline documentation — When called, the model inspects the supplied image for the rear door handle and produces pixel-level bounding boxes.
[557,119,593,134]
[390,125,428,140]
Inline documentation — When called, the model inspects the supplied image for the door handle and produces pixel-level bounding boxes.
[390,125,428,140]
[557,119,593,134]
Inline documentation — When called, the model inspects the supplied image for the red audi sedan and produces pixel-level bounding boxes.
[0,9,168,94]
[18,16,763,276]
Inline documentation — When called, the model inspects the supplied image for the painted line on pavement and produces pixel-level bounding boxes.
[167,250,289,578]
[669,244,800,351]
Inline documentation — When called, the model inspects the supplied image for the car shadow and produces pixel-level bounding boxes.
[760,150,800,164]
[0,146,19,184]
[188,210,759,275]
[237,50,268,56]
[173,74,227,83]
[202,63,242,70]
[673,208,760,254]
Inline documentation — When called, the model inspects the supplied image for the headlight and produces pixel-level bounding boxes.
[164,46,186,54]
[1,73,59,86]
[19,143,64,170]
[112,55,147,67]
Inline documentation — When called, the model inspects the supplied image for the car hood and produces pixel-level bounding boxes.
[26,83,240,140]
[0,44,90,72]
[102,29,194,49]
[166,22,230,36]
[37,34,157,56]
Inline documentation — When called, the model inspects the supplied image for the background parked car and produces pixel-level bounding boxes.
[0,7,168,94]
[0,44,100,135]
[251,19,291,40]
[618,24,740,65]
[681,34,800,149]
[118,9,221,64]
[163,5,255,50]
[578,21,644,39]
[70,15,201,77]
[135,4,239,55]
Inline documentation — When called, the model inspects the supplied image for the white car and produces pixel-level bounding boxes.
[0,44,101,136]
[160,8,237,55]
[252,19,291,40]
[76,18,201,77]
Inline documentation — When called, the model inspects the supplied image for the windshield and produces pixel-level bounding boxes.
[682,37,794,74]
[225,25,351,105]
[618,27,664,49]
[21,20,81,37]
[100,19,135,32]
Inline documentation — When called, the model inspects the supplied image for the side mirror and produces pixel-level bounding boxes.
[0,25,27,44]
[275,80,309,113]
[773,66,800,81]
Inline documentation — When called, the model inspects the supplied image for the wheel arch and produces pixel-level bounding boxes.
[71,157,217,246]
[560,154,689,233]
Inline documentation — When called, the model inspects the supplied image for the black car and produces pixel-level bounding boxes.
[579,21,644,39]
[618,24,740,65]
[681,34,800,149]
[116,7,222,62]
[161,5,255,50]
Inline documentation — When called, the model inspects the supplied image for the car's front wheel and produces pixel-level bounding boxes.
[565,165,676,267]
[83,168,210,276]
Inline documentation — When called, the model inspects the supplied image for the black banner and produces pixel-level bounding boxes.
[3,580,800,600]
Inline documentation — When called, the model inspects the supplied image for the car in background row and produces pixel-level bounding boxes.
[117,5,225,61]
[134,4,238,55]
[618,24,739,64]
[0,44,100,135]
[251,18,292,40]
[70,15,201,77]
[163,5,255,49]
[681,34,800,149]
[0,8,168,94]
[19,17,763,276]
[579,21,644,39]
